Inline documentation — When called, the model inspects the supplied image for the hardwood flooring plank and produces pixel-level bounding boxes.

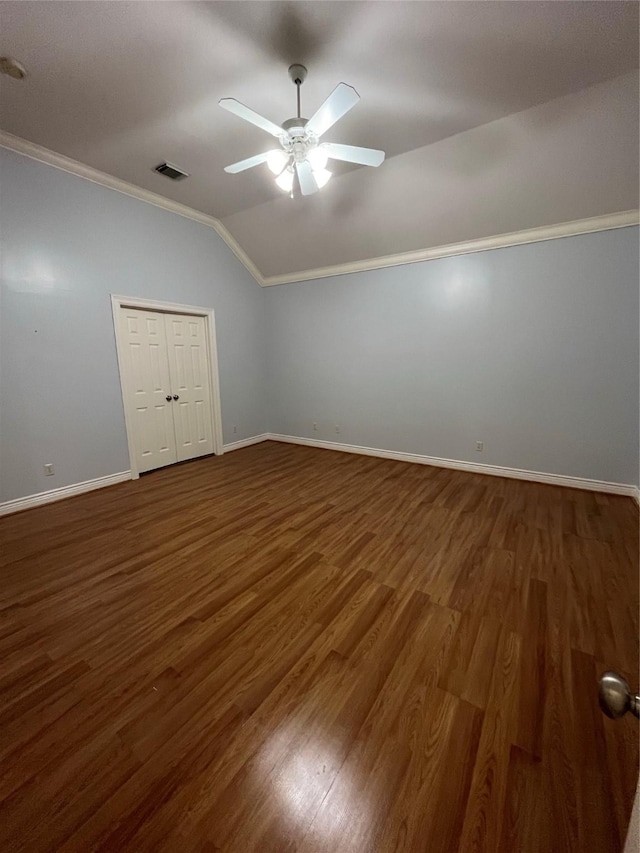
[0,441,636,853]
[514,577,547,758]
[571,649,622,852]
[458,627,521,852]
[500,744,548,853]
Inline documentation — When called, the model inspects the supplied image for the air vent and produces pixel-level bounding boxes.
[154,162,189,180]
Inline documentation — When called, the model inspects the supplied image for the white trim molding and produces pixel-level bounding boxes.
[261,211,640,286]
[267,434,639,498]
[0,471,131,517]
[110,294,225,478]
[1,439,635,516]
[0,130,262,285]
[0,433,267,516]
[1,129,637,289]
[223,434,270,452]
[214,220,263,284]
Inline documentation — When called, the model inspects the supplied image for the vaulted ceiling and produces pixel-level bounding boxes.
[1,1,638,281]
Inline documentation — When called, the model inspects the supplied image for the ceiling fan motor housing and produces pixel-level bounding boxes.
[278,119,321,164]
[281,117,309,134]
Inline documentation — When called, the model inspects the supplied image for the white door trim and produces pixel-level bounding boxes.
[111,294,224,478]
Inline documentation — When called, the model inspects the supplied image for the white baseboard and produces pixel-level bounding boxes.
[2,440,635,517]
[266,434,639,498]
[223,433,270,453]
[0,471,132,517]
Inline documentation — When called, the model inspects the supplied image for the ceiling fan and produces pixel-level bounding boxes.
[219,65,385,196]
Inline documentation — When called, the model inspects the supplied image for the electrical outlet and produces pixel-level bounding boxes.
[313,422,318,431]
[44,463,54,476]
[335,424,340,434]
[233,425,238,434]
[476,441,484,452]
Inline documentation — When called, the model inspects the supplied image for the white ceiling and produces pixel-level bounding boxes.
[1,1,638,278]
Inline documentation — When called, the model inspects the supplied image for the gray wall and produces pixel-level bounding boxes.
[0,148,266,502]
[1,148,638,503]
[265,227,640,486]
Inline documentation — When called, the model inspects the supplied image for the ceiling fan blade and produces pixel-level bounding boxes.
[305,83,360,138]
[295,160,318,196]
[219,98,284,138]
[224,152,271,174]
[322,143,385,167]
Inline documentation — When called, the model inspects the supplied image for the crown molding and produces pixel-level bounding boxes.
[2,130,637,290]
[261,210,640,286]
[0,129,265,286]
[213,219,264,284]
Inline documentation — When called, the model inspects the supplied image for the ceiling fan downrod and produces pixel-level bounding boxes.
[288,64,307,120]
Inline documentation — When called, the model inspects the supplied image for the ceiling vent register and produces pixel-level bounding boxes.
[154,162,189,180]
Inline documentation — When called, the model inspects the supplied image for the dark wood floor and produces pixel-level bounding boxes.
[1,441,638,852]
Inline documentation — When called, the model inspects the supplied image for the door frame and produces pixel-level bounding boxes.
[111,294,224,479]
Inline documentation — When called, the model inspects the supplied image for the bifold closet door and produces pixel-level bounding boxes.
[119,308,178,473]
[164,313,214,463]
[119,308,215,474]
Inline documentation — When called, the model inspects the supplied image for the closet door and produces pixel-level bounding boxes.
[119,308,178,473]
[164,313,215,463]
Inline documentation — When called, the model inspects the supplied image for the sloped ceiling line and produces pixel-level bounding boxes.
[1,130,637,288]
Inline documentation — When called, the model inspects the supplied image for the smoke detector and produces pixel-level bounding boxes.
[0,57,27,80]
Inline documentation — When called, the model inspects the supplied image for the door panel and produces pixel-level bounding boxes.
[164,313,214,462]
[119,308,177,473]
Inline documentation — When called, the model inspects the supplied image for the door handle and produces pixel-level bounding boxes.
[173,395,179,401]
[599,671,640,719]
[165,395,172,402]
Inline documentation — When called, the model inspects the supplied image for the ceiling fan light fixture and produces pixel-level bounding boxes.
[275,166,295,192]
[307,146,328,171]
[267,149,289,175]
[312,167,332,189]
[220,66,385,198]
